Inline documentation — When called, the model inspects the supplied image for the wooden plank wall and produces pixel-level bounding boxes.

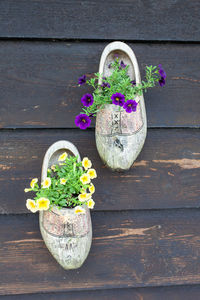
[0,1,200,298]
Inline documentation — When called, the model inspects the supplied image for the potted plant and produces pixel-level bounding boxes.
[75,41,166,171]
[24,140,97,270]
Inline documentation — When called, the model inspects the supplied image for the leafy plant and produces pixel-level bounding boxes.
[25,153,96,214]
[75,58,166,129]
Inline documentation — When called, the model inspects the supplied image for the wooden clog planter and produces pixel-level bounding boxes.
[96,41,147,171]
[39,141,92,270]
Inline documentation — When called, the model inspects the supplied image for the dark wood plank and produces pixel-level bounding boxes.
[0,1,199,41]
[1,210,200,295]
[0,41,200,128]
[2,285,200,299]
[0,128,199,214]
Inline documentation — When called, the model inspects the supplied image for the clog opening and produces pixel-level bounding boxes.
[103,50,135,82]
[48,148,77,169]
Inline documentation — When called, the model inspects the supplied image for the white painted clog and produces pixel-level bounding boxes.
[39,140,92,270]
[95,41,147,171]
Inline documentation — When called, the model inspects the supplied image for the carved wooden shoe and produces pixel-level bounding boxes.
[39,140,92,270]
[95,41,147,171]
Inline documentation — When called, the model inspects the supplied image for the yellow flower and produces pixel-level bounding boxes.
[30,178,38,189]
[82,157,92,170]
[60,178,67,185]
[41,177,51,188]
[51,165,56,171]
[37,197,50,211]
[74,206,85,215]
[26,199,38,213]
[89,184,95,194]
[87,198,95,209]
[80,173,91,185]
[58,152,68,161]
[78,193,91,202]
[87,168,97,179]
[24,188,31,193]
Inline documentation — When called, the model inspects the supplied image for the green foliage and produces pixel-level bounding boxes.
[81,59,160,116]
[28,156,91,209]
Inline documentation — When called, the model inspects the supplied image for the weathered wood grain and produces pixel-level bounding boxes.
[0,128,199,214]
[0,1,199,41]
[1,209,200,295]
[0,41,199,128]
[2,285,200,299]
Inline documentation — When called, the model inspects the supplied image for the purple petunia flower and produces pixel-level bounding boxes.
[158,64,166,79]
[75,114,91,130]
[81,93,94,107]
[130,80,136,86]
[120,60,127,69]
[78,75,86,85]
[102,76,107,80]
[123,100,138,113]
[108,63,112,69]
[101,82,111,88]
[111,93,125,107]
[159,77,166,87]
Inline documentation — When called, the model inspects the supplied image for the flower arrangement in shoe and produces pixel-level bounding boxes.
[25,153,97,214]
[75,58,166,129]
